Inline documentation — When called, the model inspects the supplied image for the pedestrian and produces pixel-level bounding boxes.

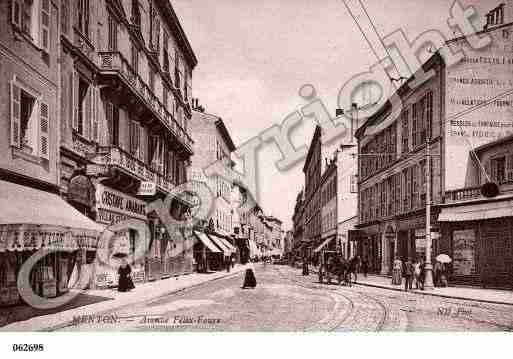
[434,261,442,287]
[231,255,236,268]
[392,257,403,285]
[413,258,421,289]
[440,263,448,287]
[226,255,231,273]
[403,258,413,291]
[117,258,135,292]
[242,261,257,289]
[302,256,309,276]
[418,259,426,290]
[361,257,369,278]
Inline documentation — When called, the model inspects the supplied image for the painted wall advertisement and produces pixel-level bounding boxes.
[95,184,147,225]
[445,29,513,190]
[452,229,476,276]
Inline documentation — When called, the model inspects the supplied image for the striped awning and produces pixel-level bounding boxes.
[194,231,222,253]
[207,234,232,255]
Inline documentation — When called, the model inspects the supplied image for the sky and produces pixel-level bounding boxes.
[172,0,498,230]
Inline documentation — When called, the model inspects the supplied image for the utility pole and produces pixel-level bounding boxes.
[424,139,434,289]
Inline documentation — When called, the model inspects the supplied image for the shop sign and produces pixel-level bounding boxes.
[68,173,95,208]
[453,229,476,276]
[415,229,426,249]
[137,181,157,196]
[96,185,147,224]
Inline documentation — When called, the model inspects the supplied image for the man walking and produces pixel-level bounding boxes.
[403,258,413,291]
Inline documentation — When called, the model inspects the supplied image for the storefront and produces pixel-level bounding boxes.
[0,180,102,307]
[93,184,148,287]
[439,198,513,287]
[193,230,222,272]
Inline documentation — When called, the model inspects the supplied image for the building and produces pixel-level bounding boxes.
[264,215,283,256]
[292,189,305,258]
[302,126,323,260]
[0,0,104,305]
[58,0,198,286]
[188,108,238,267]
[317,156,337,255]
[336,143,358,259]
[438,134,513,287]
[354,1,513,275]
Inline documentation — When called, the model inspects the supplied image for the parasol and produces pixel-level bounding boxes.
[436,254,452,263]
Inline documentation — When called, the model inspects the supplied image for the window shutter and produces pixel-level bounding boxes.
[106,101,113,145]
[92,87,99,142]
[39,101,50,160]
[72,71,79,131]
[40,0,50,52]
[507,154,513,181]
[84,86,91,139]
[10,81,21,148]
[12,0,22,27]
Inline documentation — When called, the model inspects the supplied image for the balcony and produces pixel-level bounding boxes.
[445,186,482,203]
[97,51,193,155]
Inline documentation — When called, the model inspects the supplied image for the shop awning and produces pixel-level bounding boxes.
[438,200,513,222]
[0,180,104,252]
[207,234,232,255]
[193,231,222,253]
[313,236,335,253]
[217,235,237,253]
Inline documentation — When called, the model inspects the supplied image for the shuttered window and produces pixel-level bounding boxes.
[10,81,21,148]
[40,0,50,52]
[39,101,50,159]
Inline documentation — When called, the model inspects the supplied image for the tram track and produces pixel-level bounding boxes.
[273,266,389,331]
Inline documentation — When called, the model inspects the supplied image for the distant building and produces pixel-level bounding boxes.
[354,1,513,275]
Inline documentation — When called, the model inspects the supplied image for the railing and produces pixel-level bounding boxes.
[97,51,193,153]
[445,186,482,203]
[98,146,175,194]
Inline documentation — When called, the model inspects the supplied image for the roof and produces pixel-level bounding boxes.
[474,133,513,154]
[215,119,236,152]
[303,126,322,173]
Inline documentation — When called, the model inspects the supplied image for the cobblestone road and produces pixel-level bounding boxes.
[57,265,513,331]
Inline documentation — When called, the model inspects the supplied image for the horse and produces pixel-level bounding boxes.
[346,256,360,285]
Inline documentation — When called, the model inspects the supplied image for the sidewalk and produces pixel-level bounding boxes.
[1,264,250,331]
[304,266,513,306]
[355,274,513,306]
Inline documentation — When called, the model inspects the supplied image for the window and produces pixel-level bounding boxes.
[131,42,139,72]
[106,102,119,146]
[12,0,50,52]
[131,0,141,27]
[491,157,506,183]
[174,52,181,89]
[108,15,117,51]
[163,86,168,109]
[129,120,141,159]
[149,68,155,93]
[74,77,90,137]
[61,0,69,35]
[77,0,89,37]
[412,103,418,148]
[507,154,513,182]
[10,80,49,159]
[163,31,169,73]
[412,165,419,209]
[149,4,160,52]
[426,91,433,138]
[403,168,411,211]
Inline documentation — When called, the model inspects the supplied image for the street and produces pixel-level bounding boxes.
[56,265,513,332]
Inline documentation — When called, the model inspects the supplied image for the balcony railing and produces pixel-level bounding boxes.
[97,51,193,154]
[445,186,482,203]
[97,146,174,194]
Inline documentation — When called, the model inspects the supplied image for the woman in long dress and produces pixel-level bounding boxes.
[118,259,135,292]
[242,260,257,289]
